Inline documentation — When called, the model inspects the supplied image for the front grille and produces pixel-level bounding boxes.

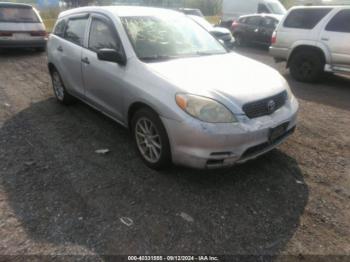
[242,91,288,119]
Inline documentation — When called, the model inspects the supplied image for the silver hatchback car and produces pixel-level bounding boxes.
[47,6,299,169]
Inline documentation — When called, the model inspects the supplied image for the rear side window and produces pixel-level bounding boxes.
[64,17,88,46]
[326,10,350,33]
[0,6,39,23]
[284,8,332,29]
[53,19,66,37]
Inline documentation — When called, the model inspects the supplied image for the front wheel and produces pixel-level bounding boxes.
[289,51,324,83]
[132,108,171,170]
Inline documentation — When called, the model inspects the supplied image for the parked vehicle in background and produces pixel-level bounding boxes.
[220,0,286,28]
[232,14,281,47]
[177,8,204,17]
[270,6,350,82]
[47,6,298,170]
[188,15,235,49]
[0,2,47,51]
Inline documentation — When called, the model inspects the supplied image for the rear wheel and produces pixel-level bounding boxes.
[131,108,171,170]
[50,68,76,105]
[289,50,324,83]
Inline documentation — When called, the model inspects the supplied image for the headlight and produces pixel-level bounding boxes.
[175,94,237,123]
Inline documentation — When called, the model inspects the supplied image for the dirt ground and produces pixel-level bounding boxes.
[0,47,349,260]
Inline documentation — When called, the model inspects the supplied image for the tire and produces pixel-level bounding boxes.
[131,108,171,170]
[50,68,76,105]
[289,50,324,83]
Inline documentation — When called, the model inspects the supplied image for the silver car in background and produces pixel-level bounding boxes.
[0,2,47,51]
[270,6,350,82]
[47,6,298,169]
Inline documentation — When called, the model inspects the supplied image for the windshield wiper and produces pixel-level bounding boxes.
[139,55,179,62]
[195,51,226,56]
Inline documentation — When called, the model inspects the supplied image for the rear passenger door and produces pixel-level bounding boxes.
[321,9,350,68]
[81,14,126,121]
[59,14,89,97]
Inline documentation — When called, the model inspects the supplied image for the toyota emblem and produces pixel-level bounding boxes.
[267,100,276,113]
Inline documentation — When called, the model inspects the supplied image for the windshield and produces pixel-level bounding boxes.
[0,6,40,23]
[265,1,286,15]
[121,14,227,62]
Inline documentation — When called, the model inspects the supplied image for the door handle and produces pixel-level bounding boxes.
[321,37,329,41]
[57,46,63,52]
[81,57,90,64]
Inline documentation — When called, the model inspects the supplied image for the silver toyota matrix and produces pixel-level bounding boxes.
[47,6,299,169]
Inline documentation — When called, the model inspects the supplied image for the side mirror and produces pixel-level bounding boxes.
[97,48,126,65]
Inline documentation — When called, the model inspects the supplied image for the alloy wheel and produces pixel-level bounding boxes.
[135,117,162,163]
[52,71,64,101]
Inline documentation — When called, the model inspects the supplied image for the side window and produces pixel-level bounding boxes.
[53,19,66,37]
[64,17,88,46]
[326,9,350,33]
[88,18,119,52]
[258,4,270,14]
[284,9,332,29]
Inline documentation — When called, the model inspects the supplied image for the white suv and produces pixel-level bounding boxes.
[270,6,350,82]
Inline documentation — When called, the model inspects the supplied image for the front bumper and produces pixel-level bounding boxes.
[0,39,47,48]
[161,97,299,169]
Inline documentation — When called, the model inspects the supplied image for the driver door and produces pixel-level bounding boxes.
[82,14,126,121]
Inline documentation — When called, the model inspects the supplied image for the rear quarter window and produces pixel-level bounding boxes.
[53,19,66,37]
[326,9,350,33]
[283,8,332,29]
[0,6,39,23]
[64,17,88,46]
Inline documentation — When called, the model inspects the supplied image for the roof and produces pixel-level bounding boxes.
[58,5,184,19]
[0,2,33,8]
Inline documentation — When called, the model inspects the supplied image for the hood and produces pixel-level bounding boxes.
[146,52,287,109]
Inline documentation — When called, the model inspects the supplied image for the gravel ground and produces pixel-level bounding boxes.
[0,47,349,260]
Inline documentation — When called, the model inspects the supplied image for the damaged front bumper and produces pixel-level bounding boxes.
[161,97,299,169]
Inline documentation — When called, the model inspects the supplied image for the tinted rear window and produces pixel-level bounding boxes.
[284,8,332,29]
[245,16,262,26]
[0,6,39,23]
[326,9,350,33]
